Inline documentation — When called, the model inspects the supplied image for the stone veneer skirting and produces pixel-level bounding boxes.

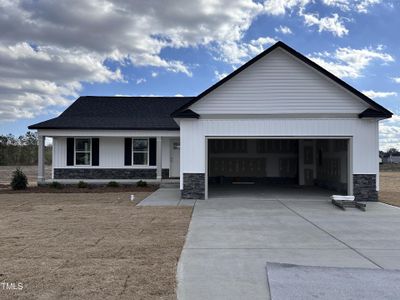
[182,173,205,200]
[353,174,378,202]
[54,168,167,180]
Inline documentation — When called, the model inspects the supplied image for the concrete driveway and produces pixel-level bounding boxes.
[177,194,400,300]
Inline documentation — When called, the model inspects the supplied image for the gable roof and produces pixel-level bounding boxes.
[28,96,194,130]
[172,41,392,119]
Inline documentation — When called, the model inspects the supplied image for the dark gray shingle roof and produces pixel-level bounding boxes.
[29,96,194,130]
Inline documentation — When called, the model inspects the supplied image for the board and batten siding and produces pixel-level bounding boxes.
[180,118,379,190]
[53,137,171,169]
[190,48,368,114]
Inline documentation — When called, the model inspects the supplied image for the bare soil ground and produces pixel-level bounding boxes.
[0,165,51,186]
[379,171,400,207]
[0,192,192,299]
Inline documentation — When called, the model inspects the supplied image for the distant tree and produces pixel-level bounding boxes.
[387,148,400,156]
[0,132,52,166]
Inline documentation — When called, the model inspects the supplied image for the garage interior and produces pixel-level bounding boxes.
[207,138,349,198]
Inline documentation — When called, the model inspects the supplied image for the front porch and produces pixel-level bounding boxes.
[36,131,181,184]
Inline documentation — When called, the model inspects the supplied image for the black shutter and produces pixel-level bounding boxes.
[92,138,99,166]
[124,138,132,166]
[66,138,74,166]
[149,138,156,166]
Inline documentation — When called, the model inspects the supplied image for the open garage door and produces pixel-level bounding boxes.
[207,138,350,199]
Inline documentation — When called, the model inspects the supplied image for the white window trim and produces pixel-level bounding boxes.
[132,138,150,166]
[74,137,92,166]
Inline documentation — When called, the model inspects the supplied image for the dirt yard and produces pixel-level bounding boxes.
[0,192,192,299]
[379,171,400,207]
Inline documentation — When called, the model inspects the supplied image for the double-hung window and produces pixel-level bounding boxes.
[75,138,91,166]
[132,138,149,165]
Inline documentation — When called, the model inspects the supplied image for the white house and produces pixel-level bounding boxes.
[29,41,392,201]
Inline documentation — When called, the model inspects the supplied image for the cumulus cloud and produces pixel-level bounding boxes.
[264,0,311,15]
[392,77,400,84]
[362,90,398,99]
[216,36,277,65]
[380,114,400,150]
[214,70,229,81]
[308,46,394,78]
[275,25,293,34]
[302,13,349,37]
[0,0,265,121]
[322,0,382,12]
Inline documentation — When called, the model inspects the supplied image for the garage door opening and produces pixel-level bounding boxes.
[207,138,350,199]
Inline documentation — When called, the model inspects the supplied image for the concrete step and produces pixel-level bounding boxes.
[160,182,180,188]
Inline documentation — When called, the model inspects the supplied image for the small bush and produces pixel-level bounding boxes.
[107,181,119,187]
[11,168,28,190]
[78,181,88,188]
[136,180,148,187]
[49,181,63,189]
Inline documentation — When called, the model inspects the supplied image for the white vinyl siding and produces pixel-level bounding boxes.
[191,48,368,114]
[180,118,379,189]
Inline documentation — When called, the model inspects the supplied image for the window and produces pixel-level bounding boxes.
[132,138,149,165]
[75,138,91,165]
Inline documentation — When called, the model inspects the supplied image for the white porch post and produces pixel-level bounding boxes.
[156,136,162,180]
[38,135,45,184]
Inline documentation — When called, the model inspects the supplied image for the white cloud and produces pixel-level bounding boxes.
[0,0,266,121]
[151,72,158,78]
[392,77,400,84]
[362,90,398,99]
[322,0,383,12]
[302,13,349,37]
[356,0,382,13]
[275,25,293,34]
[309,46,394,78]
[136,78,146,84]
[380,114,400,150]
[214,70,229,80]
[216,36,277,64]
[263,0,311,15]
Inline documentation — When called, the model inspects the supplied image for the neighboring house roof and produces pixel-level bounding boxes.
[28,96,194,130]
[172,41,393,119]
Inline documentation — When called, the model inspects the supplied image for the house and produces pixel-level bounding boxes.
[29,41,392,201]
[383,154,400,164]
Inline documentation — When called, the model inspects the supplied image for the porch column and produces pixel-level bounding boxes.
[38,135,45,184]
[156,136,162,180]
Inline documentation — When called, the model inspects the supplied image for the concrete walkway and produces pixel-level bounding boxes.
[137,188,196,207]
[177,195,400,300]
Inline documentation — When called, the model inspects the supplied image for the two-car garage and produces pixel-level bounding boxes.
[207,138,350,199]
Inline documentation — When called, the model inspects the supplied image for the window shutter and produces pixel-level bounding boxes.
[124,138,132,166]
[66,138,74,166]
[92,138,99,166]
[149,138,157,166]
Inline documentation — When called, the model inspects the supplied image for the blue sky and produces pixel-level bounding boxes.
[0,0,399,149]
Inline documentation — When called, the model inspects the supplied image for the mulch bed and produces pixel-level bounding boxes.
[0,184,158,194]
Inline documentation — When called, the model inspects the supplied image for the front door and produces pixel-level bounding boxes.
[170,139,180,178]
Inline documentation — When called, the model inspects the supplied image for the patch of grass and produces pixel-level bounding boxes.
[136,180,148,187]
[107,181,119,187]
[379,171,400,207]
[49,181,63,189]
[77,181,88,188]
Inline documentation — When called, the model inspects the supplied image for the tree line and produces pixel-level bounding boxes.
[380,148,400,158]
[0,132,52,165]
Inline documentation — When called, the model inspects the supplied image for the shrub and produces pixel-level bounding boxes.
[78,181,88,188]
[136,180,148,187]
[49,181,63,189]
[107,181,119,187]
[10,168,28,190]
